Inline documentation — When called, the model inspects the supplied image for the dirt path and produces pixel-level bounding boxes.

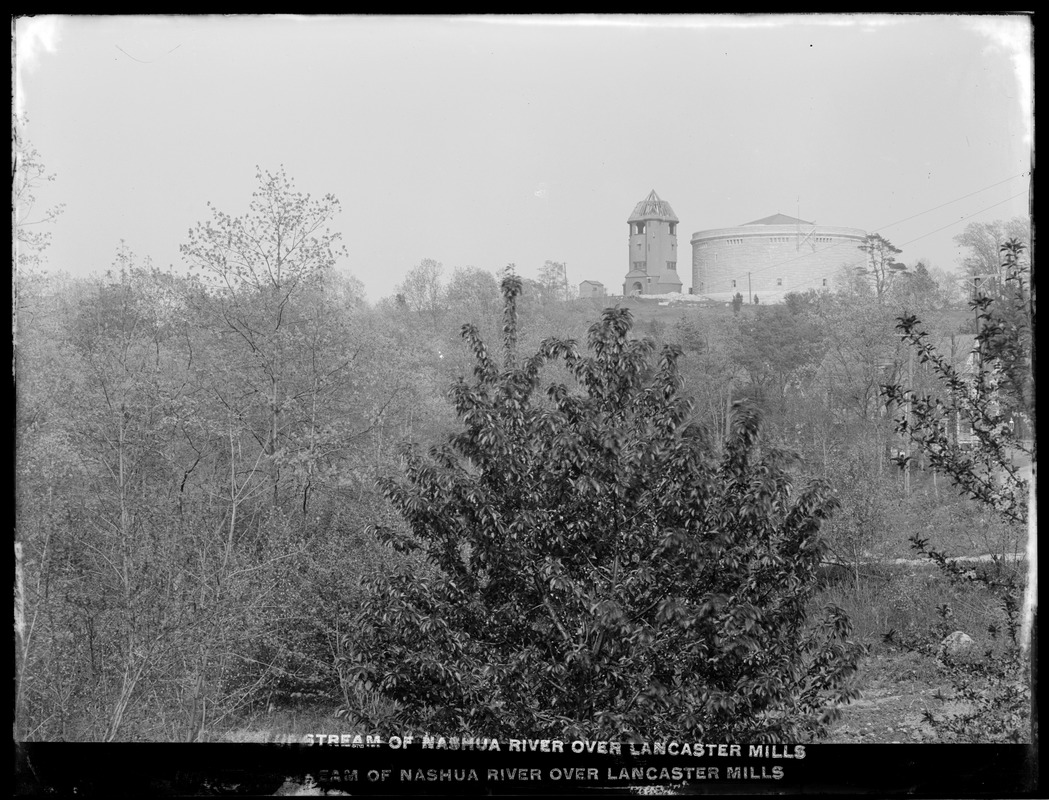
[825,651,969,743]
[826,551,1027,571]
[827,683,938,743]
[882,552,1027,567]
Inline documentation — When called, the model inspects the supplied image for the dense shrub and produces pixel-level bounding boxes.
[354,277,862,742]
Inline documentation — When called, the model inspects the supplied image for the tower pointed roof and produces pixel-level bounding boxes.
[743,213,813,226]
[628,190,679,223]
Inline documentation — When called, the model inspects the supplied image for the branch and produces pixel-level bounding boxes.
[532,574,573,646]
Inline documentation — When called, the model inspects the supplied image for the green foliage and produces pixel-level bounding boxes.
[816,289,906,424]
[667,313,741,443]
[182,165,345,294]
[732,304,824,412]
[355,277,862,741]
[13,117,66,274]
[856,233,906,301]
[15,158,1027,745]
[881,569,1030,744]
[15,172,411,741]
[954,217,1031,292]
[537,260,571,303]
[881,238,1032,743]
[892,260,937,313]
[883,240,1031,525]
[818,453,897,576]
[782,288,826,317]
[446,266,501,323]
[974,241,1034,420]
[396,258,447,331]
[924,657,1031,743]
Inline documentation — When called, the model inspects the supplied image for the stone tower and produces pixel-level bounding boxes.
[623,190,682,295]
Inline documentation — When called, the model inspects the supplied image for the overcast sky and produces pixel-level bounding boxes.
[15,15,1032,302]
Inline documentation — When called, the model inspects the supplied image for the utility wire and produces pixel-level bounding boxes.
[712,174,1030,286]
[753,190,1030,296]
[870,172,1028,234]
[896,191,1029,248]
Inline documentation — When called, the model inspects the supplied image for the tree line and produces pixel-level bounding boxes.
[14,151,1031,741]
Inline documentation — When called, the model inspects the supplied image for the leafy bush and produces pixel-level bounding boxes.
[353,277,862,742]
[882,558,1029,743]
[882,238,1032,743]
[924,645,1030,743]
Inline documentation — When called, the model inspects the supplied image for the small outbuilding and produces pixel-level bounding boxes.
[578,280,606,298]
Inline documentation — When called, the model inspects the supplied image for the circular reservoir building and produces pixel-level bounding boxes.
[690,214,867,301]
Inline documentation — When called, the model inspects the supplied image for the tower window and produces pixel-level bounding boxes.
[822,278,828,287]
[633,261,646,271]
[634,222,646,235]
[668,222,676,235]
[667,261,676,270]
[731,280,736,288]
[777,278,783,286]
